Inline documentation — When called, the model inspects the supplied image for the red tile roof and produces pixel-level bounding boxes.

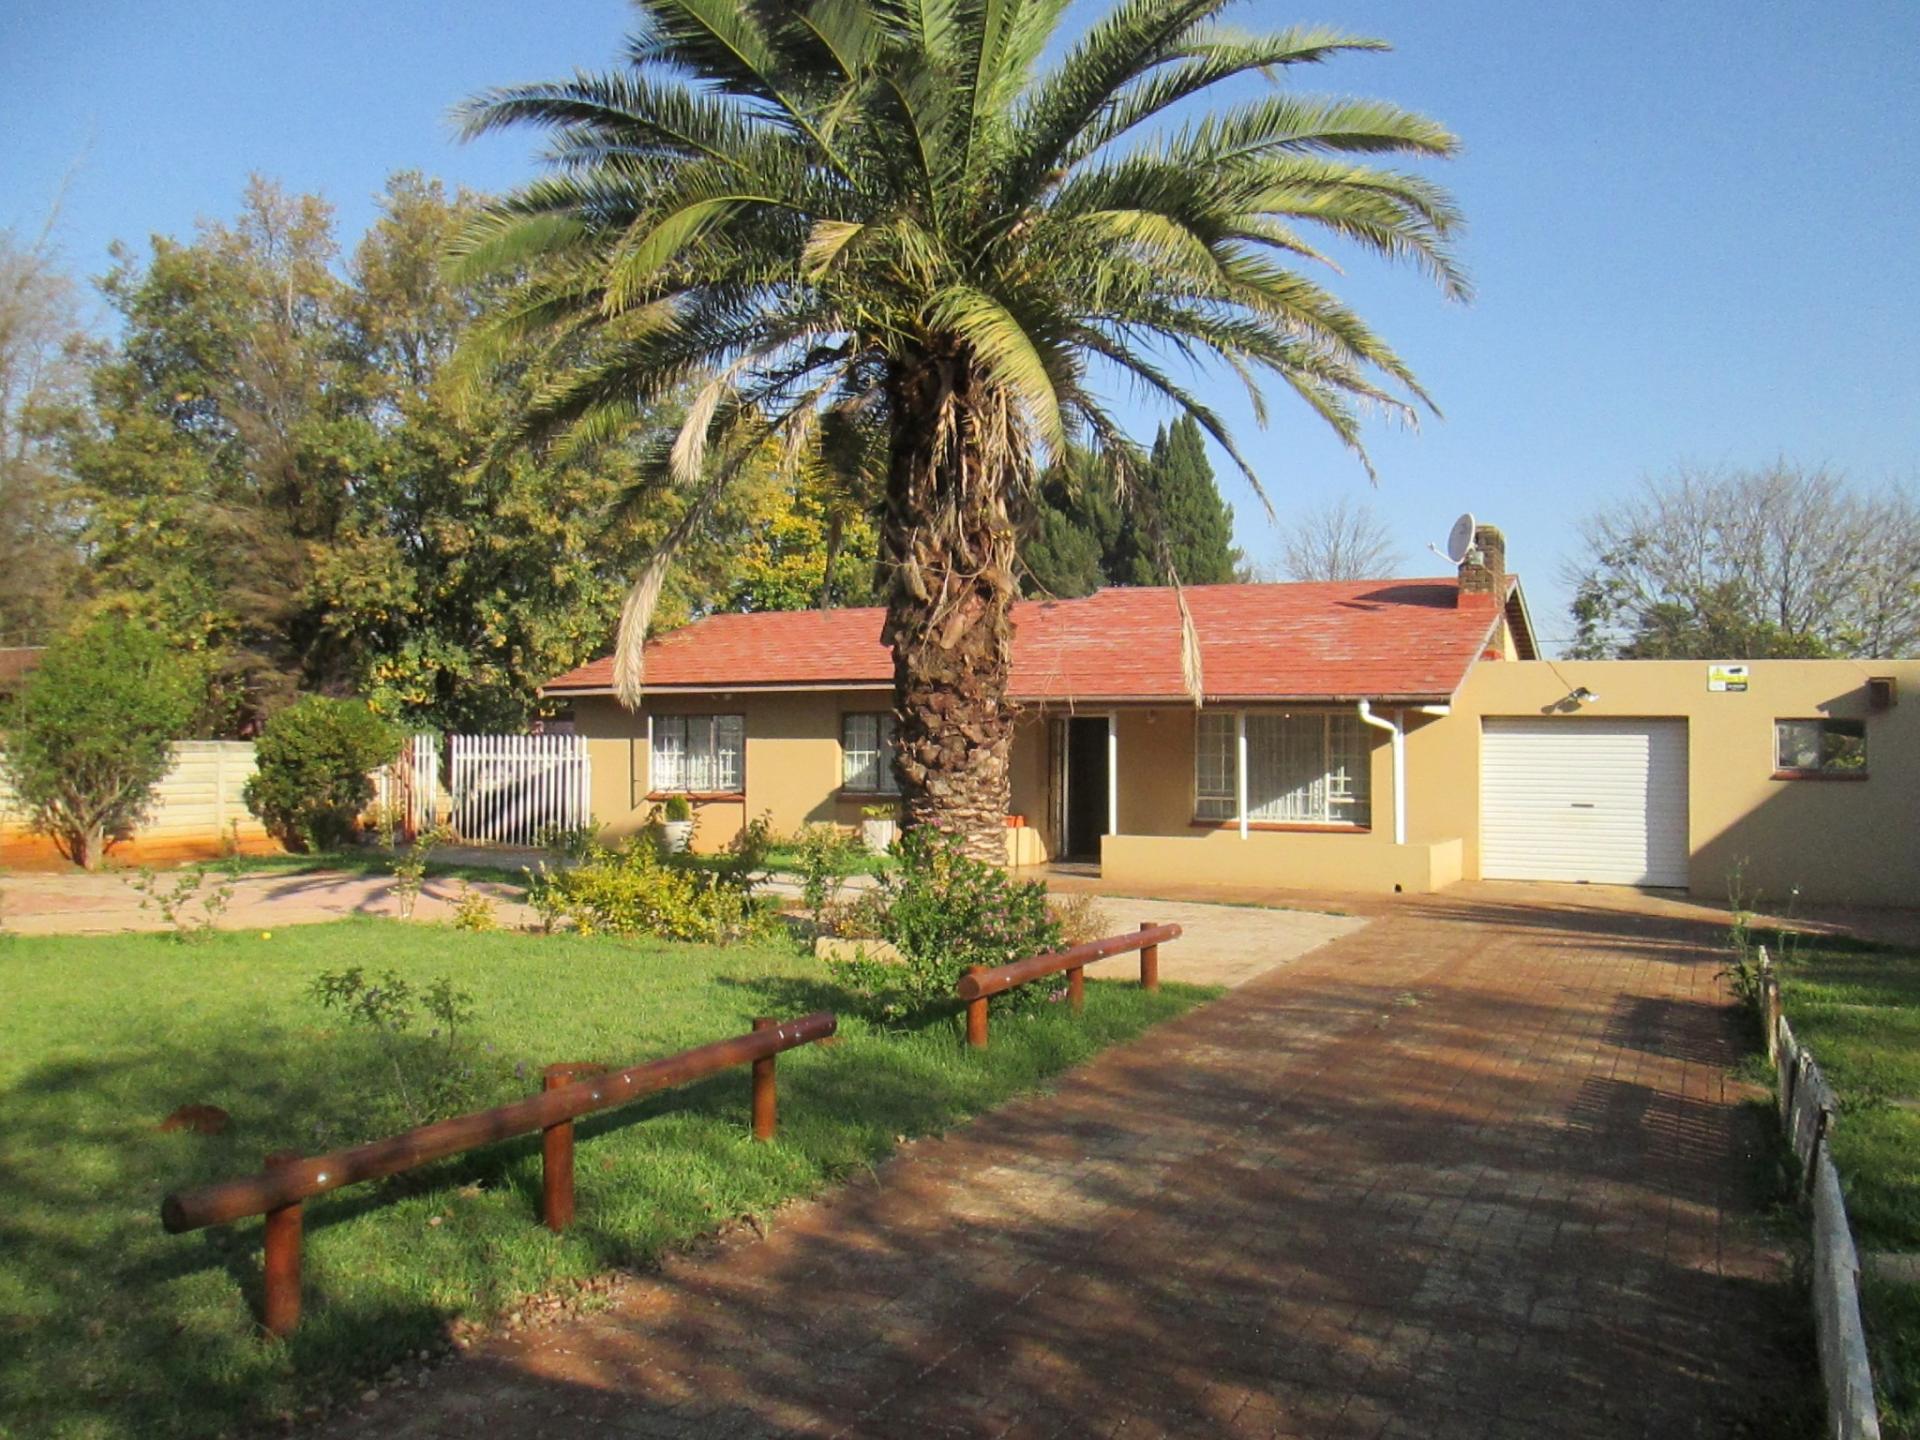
[544,579,1517,703]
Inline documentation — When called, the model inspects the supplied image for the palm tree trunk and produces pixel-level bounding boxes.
[881,352,1020,866]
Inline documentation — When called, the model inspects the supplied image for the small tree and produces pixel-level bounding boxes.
[245,697,402,852]
[1,617,199,869]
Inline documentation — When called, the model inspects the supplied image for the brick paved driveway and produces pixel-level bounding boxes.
[325,889,1806,1439]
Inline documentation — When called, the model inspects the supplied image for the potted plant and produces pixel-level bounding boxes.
[659,795,695,854]
[860,802,898,856]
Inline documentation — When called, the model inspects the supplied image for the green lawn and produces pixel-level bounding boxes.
[0,920,1212,1440]
[1773,933,1920,1434]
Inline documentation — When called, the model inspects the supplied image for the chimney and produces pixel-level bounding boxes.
[1457,523,1506,601]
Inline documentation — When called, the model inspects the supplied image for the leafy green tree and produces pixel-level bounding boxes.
[65,177,365,726]
[452,0,1464,860]
[0,617,199,869]
[713,461,879,612]
[316,174,661,732]
[244,696,402,851]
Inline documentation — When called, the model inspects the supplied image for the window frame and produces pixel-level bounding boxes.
[648,712,746,796]
[1772,716,1869,781]
[1191,707,1373,830]
[840,711,901,796]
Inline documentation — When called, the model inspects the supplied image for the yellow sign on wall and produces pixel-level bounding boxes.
[1707,663,1750,693]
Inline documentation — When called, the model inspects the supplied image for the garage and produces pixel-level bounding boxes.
[1480,718,1690,887]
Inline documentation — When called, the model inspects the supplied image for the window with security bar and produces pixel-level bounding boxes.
[651,714,744,793]
[841,712,901,793]
[1193,711,1371,826]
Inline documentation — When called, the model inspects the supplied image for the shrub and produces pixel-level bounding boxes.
[535,821,600,862]
[700,810,775,893]
[0,617,199,869]
[792,823,862,927]
[127,861,240,941]
[661,794,693,823]
[388,822,449,921]
[309,967,485,1132]
[538,841,777,944]
[522,860,568,934]
[1048,892,1113,948]
[450,883,499,932]
[831,827,1061,1020]
[244,697,402,852]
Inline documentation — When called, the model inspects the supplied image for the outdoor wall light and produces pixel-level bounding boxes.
[1570,686,1600,705]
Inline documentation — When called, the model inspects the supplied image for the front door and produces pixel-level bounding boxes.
[1063,716,1110,861]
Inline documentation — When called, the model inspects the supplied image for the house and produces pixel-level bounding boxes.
[544,527,1920,908]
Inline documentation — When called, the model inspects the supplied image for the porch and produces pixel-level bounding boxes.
[1008,702,1465,894]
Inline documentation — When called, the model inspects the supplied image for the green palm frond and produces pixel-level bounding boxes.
[457,0,1468,700]
[925,284,1067,453]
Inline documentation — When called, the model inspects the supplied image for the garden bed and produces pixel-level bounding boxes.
[1771,932,1920,1435]
[0,918,1213,1439]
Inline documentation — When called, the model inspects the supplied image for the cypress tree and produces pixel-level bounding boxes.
[1122,416,1241,585]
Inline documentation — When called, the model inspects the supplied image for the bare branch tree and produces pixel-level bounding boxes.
[1565,462,1920,659]
[0,221,91,645]
[1274,495,1405,581]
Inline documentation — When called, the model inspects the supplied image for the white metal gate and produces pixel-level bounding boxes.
[1480,717,1690,887]
[447,734,591,847]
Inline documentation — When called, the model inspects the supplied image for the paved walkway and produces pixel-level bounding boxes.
[0,865,536,935]
[0,862,1363,991]
[320,891,1807,1439]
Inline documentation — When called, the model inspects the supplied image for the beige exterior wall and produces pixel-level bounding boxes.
[1443,659,1920,907]
[573,688,899,851]
[1104,831,1460,893]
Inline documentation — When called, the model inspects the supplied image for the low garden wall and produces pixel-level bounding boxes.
[0,740,280,868]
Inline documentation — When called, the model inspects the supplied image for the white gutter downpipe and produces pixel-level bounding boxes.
[1356,701,1405,845]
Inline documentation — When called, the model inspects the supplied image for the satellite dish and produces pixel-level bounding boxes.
[1444,512,1478,564]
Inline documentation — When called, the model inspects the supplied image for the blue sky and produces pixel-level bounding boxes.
[5,1,1917,650]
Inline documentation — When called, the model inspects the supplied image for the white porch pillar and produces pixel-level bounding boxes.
[1235,711,1249,840]
[1107,712,1119,839]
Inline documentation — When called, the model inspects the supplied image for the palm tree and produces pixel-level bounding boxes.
[454,0,1466,861]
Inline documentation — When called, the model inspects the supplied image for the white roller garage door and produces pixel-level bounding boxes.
[1481,718,1690,887]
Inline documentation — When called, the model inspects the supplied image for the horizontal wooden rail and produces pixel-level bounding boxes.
[957,922,1180,1048]
[162,1010,837,1335]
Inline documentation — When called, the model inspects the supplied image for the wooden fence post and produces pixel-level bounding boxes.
[966,966,989,1049]
[751,1018,777,1140]
[542,1065,581,1232]
[1139,922,1160,992]
[261,1151,303,1337]
[1067,964,1085,1012]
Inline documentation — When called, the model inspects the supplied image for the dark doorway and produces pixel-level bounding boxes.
[1064,716,1110,861]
